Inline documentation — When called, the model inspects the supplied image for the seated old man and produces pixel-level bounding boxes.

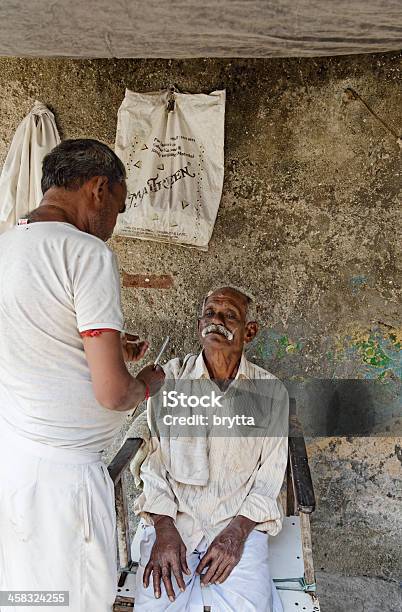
[134,286,289,611]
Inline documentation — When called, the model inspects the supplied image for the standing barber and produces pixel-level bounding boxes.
[0,139,165,611]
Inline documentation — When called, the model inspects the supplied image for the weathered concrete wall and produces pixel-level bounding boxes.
[0,55,400,590]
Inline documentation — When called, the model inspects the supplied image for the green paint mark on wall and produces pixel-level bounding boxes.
[252,324,401,383]
[254,331,303,361]
[337,326,402,380]
[355,337,392,368]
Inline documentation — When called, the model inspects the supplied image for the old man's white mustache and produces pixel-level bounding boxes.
[201,324,234,341]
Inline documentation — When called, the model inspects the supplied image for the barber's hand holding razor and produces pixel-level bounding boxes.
[136,363,165,398]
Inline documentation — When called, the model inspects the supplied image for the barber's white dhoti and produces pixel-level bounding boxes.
[0,427,117,612]
[134,525,283,612]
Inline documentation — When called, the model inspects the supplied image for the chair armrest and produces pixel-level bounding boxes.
[108,437,142,484]
[289,399,316,514]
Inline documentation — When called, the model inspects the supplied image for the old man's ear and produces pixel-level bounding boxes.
[244,321,258,343]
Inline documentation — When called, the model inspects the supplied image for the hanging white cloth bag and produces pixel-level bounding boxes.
[0,101,60,232]
[114,88,225,250]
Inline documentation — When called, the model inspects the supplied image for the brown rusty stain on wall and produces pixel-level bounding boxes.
[123,272,174,289]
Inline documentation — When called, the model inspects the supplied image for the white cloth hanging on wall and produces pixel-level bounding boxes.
[0,101,60,233]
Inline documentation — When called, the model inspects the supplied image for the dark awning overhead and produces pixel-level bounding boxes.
[0,0,401,58]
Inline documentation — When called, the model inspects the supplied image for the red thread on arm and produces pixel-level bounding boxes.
[144,384,150,400]
[80,328,117,337]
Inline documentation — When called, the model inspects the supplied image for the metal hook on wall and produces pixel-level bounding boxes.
[167,85,177,112]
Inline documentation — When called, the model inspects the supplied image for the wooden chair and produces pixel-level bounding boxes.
[109,398,321,611]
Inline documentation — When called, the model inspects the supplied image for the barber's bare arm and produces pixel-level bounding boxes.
[143,514,190,602]
[195,515,257,586]
[82,331,165,411]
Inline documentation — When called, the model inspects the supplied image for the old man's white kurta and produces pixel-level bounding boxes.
[134,352,289,611]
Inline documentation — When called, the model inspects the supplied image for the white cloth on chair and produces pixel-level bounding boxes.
[0,423,118,612]
[134,525,283,612]
[0,101,60,233]
[125,409,151,488]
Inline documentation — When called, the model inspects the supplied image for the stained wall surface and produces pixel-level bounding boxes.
[0,54,400,588]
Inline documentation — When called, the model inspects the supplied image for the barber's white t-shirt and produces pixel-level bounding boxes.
[0,221,129,451]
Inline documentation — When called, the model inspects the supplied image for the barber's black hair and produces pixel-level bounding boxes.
[41,139,126,194]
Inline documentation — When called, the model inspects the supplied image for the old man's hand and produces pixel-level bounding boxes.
[143,515,190,602]
[121,333,149,362]
[195,515,256,585]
